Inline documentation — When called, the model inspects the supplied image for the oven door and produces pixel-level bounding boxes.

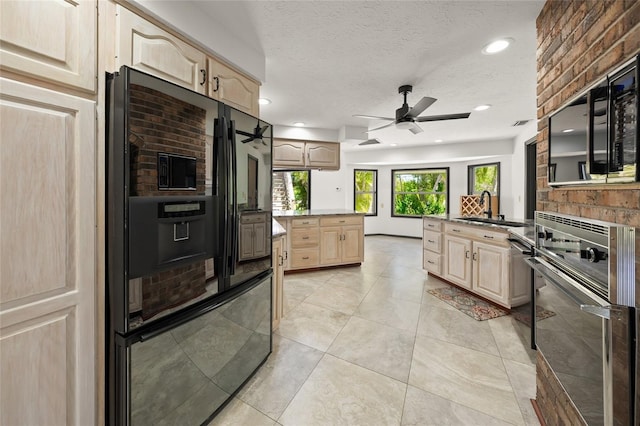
[526,257,633,426]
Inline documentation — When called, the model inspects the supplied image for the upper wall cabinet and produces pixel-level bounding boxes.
[207,58,260,116]
[0,0,97,92]
[116,5,207,94]
[273,139,340,170]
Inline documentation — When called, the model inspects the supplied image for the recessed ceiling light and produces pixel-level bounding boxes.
[474,104,491,111]
[434,139,443,143]
[562,128,574,133]
[258,98,271,105]
[293,122,305,127]
[390,143,398,147]
[482,38,513,55]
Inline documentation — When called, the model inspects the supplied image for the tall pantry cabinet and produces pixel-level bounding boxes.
[0,1,98,425]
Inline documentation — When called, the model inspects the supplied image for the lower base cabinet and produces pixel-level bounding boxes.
[272,235,285,329]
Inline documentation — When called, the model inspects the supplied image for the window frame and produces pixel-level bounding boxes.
[391,167,450,218]
[272,169,311,211]
[353,169,378,216]
[467,162,500,197]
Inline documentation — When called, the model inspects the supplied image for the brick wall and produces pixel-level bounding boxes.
[535,1,640,424]
[128,84,208,319]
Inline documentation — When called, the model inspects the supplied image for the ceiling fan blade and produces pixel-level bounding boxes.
[359,138,381,146]
[258,125,269,136]
[353,114,395,121]
[406,97,437,119]
[367,121,396,132]
[408,123,424,134]
[415,112,471,122]
[236,129,254,137]
[241,136,256,143]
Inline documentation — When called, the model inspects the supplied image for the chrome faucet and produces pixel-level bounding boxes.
[479,190,492,219]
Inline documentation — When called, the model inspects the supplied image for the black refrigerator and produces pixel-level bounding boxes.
[106,66,273,425]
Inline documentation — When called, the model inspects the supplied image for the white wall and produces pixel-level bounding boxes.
[512,121,537,218]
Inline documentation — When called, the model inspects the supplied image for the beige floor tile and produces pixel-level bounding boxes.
[276,302,350,351]
[366,276,424,303]
[279,354,406,426]
[237,335,323,420]
[502,359,540,425]
[327,316,415,382]
[208,398,276,426]
[416,304,500,356]
[488,315,536,365]
[409,335,525,425]
[401,385,514,426]
[355,291,421,332]
[304,281,369,315]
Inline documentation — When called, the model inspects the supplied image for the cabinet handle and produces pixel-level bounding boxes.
[200,69,206,86]
[465,250,470,259]
[284,251,288,260]
[302,256,309,260]
[427,224,435,228]
[212,76,220,92]
[473,252,477,261]
[452,229,461,233]
[339,220,345,223]
[427,260,435,264]
[483,235,494,239]
[427,239,435,243]
[278,255,284,266]
[302,236,309,240]
[302,221,309,224]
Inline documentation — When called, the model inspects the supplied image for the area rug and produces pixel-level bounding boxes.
[427,286,555,323]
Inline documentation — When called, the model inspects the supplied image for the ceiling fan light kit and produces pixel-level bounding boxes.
[354,85,471,134]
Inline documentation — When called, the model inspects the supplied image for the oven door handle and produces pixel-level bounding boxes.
[508,238,532,255]
[580,304,627,320]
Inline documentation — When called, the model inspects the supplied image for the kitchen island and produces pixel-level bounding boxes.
[422,214,533,309]
[274,210,364,271]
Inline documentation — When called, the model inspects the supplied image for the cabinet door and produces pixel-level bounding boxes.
[443,235,472,289]
[273,140,306,168]
[253,221,268,257]
[239,223,255,260]
[208,58,259,116]
[320,227,342,265]
[272,237,284,329]
[341,225,364,263]
[116,6,207,94]
[0,79,96,425]
[0,0,96,92]
[305,142,340,169]
[472,242,510,306]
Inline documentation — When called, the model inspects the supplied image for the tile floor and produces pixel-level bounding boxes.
[210,235,540,426]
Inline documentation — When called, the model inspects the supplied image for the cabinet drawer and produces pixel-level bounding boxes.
[291,217,319,228]
[466,227,509,245]
[423,230,442,253]
[423,250,442,275]
[444,223,472,235]
[291,228,319,248]
[289,248,319,269]
[241,212,266,224]
[320,215,362,226]
[423,218,442,231]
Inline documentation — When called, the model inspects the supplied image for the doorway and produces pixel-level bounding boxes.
[525,138,536,219]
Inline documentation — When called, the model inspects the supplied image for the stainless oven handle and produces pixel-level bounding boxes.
[508,238,532,255]
[580,304,627,320]
[524,257,608,307]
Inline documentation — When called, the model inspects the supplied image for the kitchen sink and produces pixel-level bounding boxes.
[455,217,528,227]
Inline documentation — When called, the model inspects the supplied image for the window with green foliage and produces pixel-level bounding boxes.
[272,170,310,211]
[354,169,377,216]
[392,168,448,217]
[468,163,500,196]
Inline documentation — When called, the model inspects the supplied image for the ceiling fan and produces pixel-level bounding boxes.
[236,122,269,145]
[354,85,471,134]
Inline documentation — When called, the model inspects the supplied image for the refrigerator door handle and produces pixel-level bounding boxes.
[229,119,238,275]
[216,116,231,281]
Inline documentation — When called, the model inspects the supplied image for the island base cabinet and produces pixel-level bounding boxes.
[472,242,510,307]
[443,235,472,290]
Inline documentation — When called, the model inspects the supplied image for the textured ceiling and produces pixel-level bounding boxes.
[193,0,544,150]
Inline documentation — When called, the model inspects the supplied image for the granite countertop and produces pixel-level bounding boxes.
[273,209,363,217]
[424,214,535,246]
[272,218,286,237]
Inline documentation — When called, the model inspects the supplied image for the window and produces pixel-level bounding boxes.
[468,162,500,196]
[354,169,377,216]
[272,170,310,211]
[392,168,448,217]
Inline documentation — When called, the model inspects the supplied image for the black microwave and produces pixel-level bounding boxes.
[548,55,639,185]
[158,152,197,190]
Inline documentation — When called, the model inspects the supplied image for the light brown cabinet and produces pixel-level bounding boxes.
[319,216,364,266]
[239,212,269,261]
[207,58,260,116]
[273,139,341,170]
[425,219,524,309]
[115,5,207,94]
[0,0,97,92]
[287,217,320,270]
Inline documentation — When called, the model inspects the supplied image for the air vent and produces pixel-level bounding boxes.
[512,120,530,126]
[537,212,608,236]
[359,138,381,146]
